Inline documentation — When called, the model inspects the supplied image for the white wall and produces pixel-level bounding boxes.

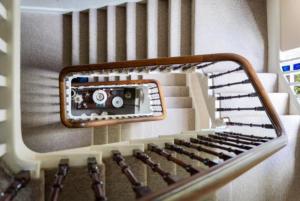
[21,0,138,12]
[195,0,268,72]
[280,0,300,51]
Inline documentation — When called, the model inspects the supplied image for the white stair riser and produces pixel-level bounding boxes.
[165,97,192,108]
[143,74,186,86]
[162,86,189,97]
[121,108,195,139]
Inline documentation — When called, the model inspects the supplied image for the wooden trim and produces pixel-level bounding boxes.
[60,79,167,128]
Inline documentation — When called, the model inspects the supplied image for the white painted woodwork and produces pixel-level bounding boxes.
[168,0,181,56]
[0,2,7,20]
[72,11,80,65]
[89,9,98,64]
[0,110,7,122]
[0,75,7,87]
[0,38,7,54]
[0,144,6,157]
[126,2,137,60]
[147,0,158,58]
[192,0,201,54]
[107,6,116,62]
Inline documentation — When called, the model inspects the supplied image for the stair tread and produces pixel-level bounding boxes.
[104,156,146,201]
[45,166,96,201]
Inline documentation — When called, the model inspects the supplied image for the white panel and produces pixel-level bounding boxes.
[0,110,7,122]
[0,38,7,54]
[169,0,181,56]
[147,0,158,58]
[0,144,6,157]
[0,75,7,87]
[126,2,136,60]
[192,0,201,54]
[107,6,116,62]
[89,9,98,64]
[0,2,7,20]
[72,11,80,65]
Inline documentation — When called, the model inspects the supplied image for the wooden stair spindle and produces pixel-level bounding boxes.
[87,157,107,201]
[49,159,69,201]
[172,63,188,71]
[112,150,152,199]
[148,144,200,175]
[208,134,261,146]
[0,171,31,201]
[215,132,267,143]
[196,62,217,70]
[216,92,257,100]
[209,66,243,78]
[226,121,274,129]
[133,149,180,185]
[190,138,244,155]
[197,135,252,150]
[182,63,201,71]
[221,131,273,141]
[173,139,232,161]
[209,79,250,89]
[164,143,218,167]
[216,106,265,112]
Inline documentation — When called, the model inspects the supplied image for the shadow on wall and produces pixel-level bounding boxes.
[221,117,300,201]
[264,119,300,201]
[197,0,268,72]
[21,67,92,153]
[285,127,300,201]
[21,12,92,153]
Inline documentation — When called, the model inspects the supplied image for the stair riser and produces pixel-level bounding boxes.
[162,86,189,97]
[143,74,186,86]
[165,97,192,108]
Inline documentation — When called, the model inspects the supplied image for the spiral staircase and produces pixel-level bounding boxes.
[0,0,299,201]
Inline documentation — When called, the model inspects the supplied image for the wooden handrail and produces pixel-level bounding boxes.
[59,53,284,136]
[59,53,287,200]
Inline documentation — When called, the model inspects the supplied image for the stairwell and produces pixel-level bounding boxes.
[5,0,297,201]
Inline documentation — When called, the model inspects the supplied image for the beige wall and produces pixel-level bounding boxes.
[280,0,300,51]
[196,0,268,72]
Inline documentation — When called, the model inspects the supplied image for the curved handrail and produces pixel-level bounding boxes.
[59,53,285,137]
[59,53,287,200]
